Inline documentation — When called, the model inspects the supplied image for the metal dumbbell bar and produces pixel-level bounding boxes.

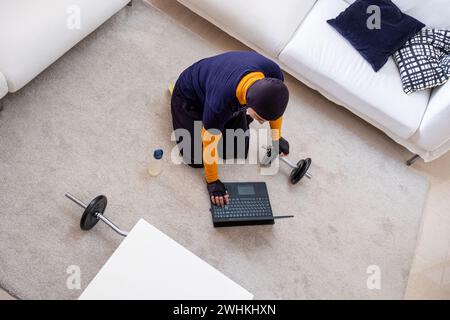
[65,193,129,237]
[280,156,312,180]
[262,145,312,184]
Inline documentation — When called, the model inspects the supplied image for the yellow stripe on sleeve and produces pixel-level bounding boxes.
[269,116,283,141]
[201,127,221,183]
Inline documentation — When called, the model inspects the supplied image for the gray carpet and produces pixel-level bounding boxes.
[0,1,429,299]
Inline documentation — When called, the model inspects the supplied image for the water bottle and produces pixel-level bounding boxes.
[148,149,163,176]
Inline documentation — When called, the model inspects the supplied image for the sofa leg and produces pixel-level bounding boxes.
[127,0,132,6]
[406,154,420,166]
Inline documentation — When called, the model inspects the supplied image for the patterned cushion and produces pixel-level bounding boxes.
[393,29,450,94]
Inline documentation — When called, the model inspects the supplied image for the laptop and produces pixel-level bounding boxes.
[210,182,293,227]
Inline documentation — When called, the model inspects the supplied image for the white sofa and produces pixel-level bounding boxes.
[177,0,450,162]
[0,0,130,100]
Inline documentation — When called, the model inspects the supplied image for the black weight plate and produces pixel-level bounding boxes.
[290,160,304,184]
[298,158,312,182]
[80,195,107,231]
[290,158,312,184]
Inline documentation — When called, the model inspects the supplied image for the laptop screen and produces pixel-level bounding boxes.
[237,184,255,196]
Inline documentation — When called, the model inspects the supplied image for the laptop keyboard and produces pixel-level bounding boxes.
[212,197,272,219]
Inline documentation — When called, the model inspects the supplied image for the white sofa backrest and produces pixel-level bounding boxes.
[177,0,317,57]
[343,0,450,29]
[394,0,450,29]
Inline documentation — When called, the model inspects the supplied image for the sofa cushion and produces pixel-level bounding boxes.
[327,0,425,72]
[413,81,450,151]
[344,0,450,29]
[279,0,430,140]
[394,29,450,94]
[0,0,130,92]
[177,0,317,57]
[0,72,7,99]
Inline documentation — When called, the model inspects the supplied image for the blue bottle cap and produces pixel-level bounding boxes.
[153,149,164,160]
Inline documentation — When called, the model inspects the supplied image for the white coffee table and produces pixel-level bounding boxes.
[79,219,253,300]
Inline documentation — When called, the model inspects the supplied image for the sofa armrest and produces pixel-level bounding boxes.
[0,0,130,93]
[0,71,7,99]
[414,81,450,151]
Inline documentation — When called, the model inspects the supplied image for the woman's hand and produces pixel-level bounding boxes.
[276,137,290,156]
[207,179,229,207]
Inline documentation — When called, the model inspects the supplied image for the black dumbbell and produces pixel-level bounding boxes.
[261,145,312,184]
[65,193,129,237]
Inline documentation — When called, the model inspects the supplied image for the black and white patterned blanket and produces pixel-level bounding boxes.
[394,29,450,94]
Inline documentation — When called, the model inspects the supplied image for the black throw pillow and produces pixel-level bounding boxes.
[327,0,425,72]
